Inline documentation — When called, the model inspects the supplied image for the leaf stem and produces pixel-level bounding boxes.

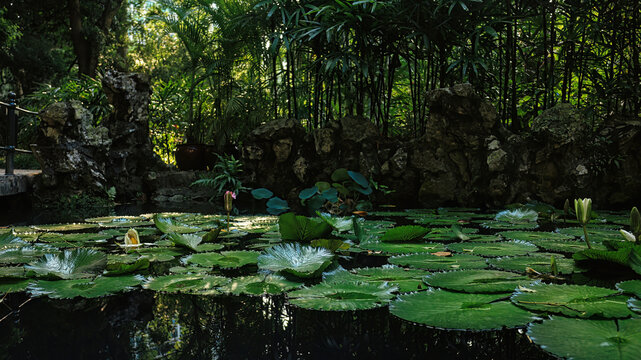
[582,225,592,249]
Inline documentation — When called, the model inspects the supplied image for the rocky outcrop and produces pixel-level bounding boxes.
[32,71,165,202]
[241,84,641,208]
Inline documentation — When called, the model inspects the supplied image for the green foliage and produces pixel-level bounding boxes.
[185,251,260,269]
[391,290,535,330]
[191,154,245,198]
[573,240,641,275]
[277,213,333,242]
[219,274,303,296]
[380,225,430,242]
[28,275,143,299]
[287,281,397,311]
[25,249,107,279]
[425,270,533,294]
[324,266,430,293]
[528,317,641,360]
[153,215,201,234]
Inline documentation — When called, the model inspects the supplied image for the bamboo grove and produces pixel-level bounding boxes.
[1,0,640,161]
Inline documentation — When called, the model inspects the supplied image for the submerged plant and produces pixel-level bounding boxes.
[574,198,593,249]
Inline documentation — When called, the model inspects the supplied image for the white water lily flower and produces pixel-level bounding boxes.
[574,198,592,225]
[620,229,636,242]
[118,228,143,250]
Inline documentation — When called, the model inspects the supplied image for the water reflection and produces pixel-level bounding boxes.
[1,290,552,360]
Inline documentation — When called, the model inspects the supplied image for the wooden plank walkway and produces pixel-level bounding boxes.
[0,169,41,196]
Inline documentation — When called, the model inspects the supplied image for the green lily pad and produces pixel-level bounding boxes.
[511,283,635,318]
[85,215,145,223]
[488,255,584,275]
[0,233,28,248]
[168,265,211,274]
[446,241,538,257]
[185,251,260,269]
[37,232,112,243]
[257,243,333,278]
[380,225,430,242]
[31,223,99,232]
[389,253,488,271]
[29,275,143,299]
[287,281,397,311]
[475,220,539,230]
[310,239,350,252]
[359,242,445,255]
[144,274,229,294]
[494,209,539,224]
[154,215,201,234]
[135,247,185,262]
[411,216,469,226]
[0,246,59,264]
[628,298,641,314]
[530,239,607,254]
[104,257,150,276]
[424,269,533,294]
[324,266,430,293]
[617,280,641,297]
[558,227,620,242]
[528,317,641,360]
[220,274,304,295]
[26,249,107,279]
[0,266,31,278]
[167,233,205,252]
[425,227,479,242]
[100,228,160,237]
[499,231,574,242]
[390,290,534,330]
[0,278,32,294]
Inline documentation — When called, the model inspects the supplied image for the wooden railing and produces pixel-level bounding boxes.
[0,92,37,175]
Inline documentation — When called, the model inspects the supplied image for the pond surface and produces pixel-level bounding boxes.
[0,206,638,359]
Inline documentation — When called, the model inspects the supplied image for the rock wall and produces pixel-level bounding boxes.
[242,84,641,208]
[32,71,164,202]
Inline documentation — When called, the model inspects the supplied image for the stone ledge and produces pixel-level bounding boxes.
[0,169,41,196]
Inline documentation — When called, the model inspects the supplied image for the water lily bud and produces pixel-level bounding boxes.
[631,207,641,237]
[620,229,636,242]
[563,199,570,215]
[125,228,140,245]
[224,191,235,213]
[574,198,592,225]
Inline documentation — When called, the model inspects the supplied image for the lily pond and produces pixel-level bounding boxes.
[1,207,641,360]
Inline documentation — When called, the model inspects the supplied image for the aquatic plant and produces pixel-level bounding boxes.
[494,208,539,224]
[287,281,397,311]
[380,225,430,242]
[257,243,333,278]
[574,198,593,248]
[277,212,333,242]
[25,248,107,279]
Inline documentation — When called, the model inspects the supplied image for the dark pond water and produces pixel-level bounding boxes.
[2,203,625,360]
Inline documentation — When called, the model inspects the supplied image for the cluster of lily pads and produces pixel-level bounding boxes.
[1,205,641,360]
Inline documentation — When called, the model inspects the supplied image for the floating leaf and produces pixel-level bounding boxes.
[29,275,143,299]
[185,251,260,269]
[257,243,333,278]
[558,227,620,242]
[144,274,229,295]
[528,317,641,360]
[446,241,538,257]
[488,255,582,275]
[389,253,487,271]
[494,209,538,224]
[38,232,112,243]
[511,283,635,318]
[573,241,641,275]
[153,215,201,234]
[531,239,607,254]
[390,290,534,330]
[85,215,144,223]
[0,246,59,264]
[135,247,185,262]
[26,249,107,279]
[310,239,350,252]
[168,233,204,251]
[324,266,430,293]
[380,225,430,242]
[251,188,273,200]
[317,213,353,232]
[476,220,539,230]
[617,280,641,297]
[31,223,99,232]
[499,231,574,242]
[0,233,28,248]
[220,274,303,295]
[360,242,445,255]
[104,257,150,276]
[0,278,32,294]
[278,213,332,242]
[424,270,532,294]
[288,281,396,311]
[0,266,30,279]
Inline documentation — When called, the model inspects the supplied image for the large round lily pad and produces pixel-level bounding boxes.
[220,274,303,295]
[144,274,229,295]
[558,227,620,242]
[488,255,583,275]
[390,290,534,330]
[475,220,538,230]
[185,251,260,269]
[257,243,333,278]
[617,280,641,297]
[324,266,430,293]
[530,239,607,254]
[511,283,635,318]
[425,270,533,294]
[29,275,143,299]
[389,253,487,271]
[31,223,99,232]
[0,278,32,294]
[499,231,574,242]
[359,242,445,255]
[446,241,538,257]
[25,249,107,279]
[287,281,397,311]
[528,317,641,360]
